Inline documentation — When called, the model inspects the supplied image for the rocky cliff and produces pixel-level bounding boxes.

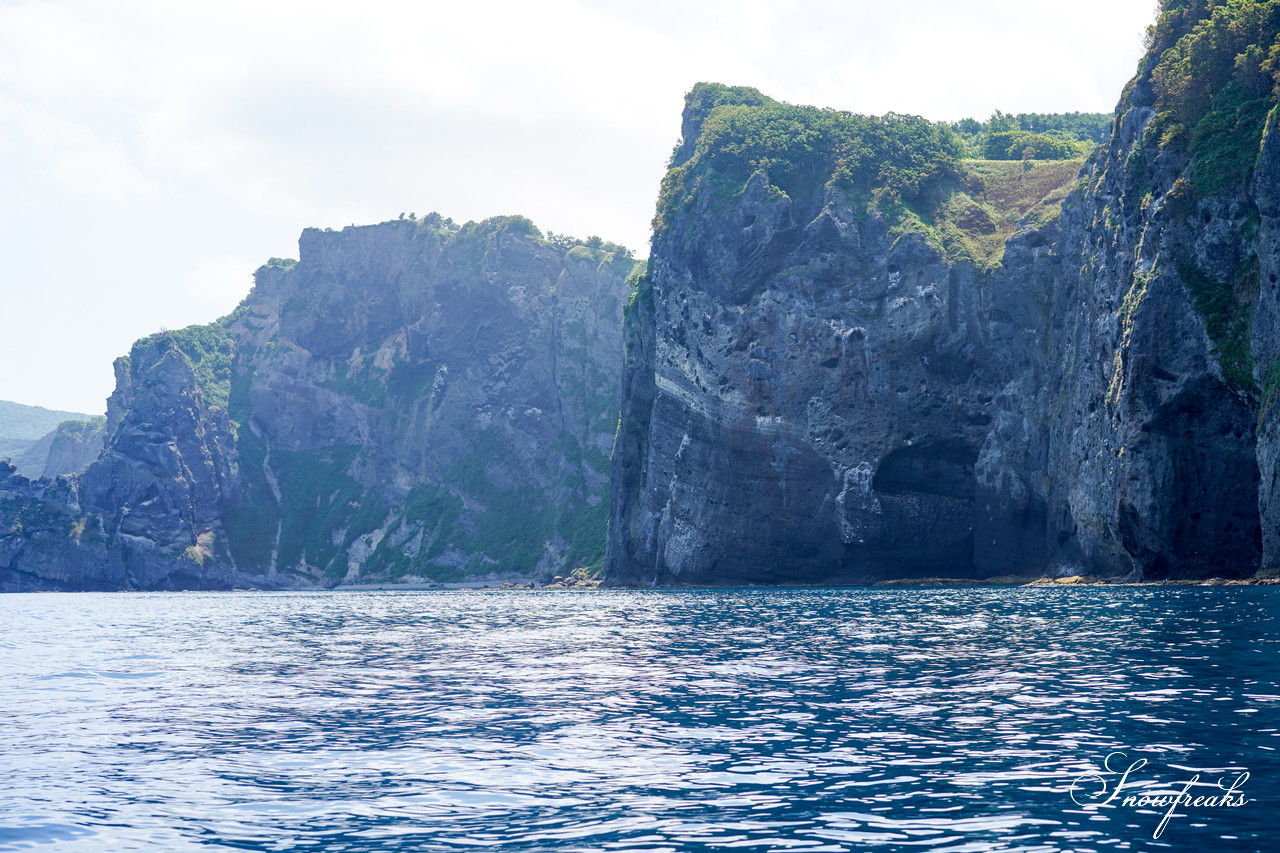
[982,0,1280,580]
[609,1,1280,584]
[43,418,107,477]
[607,86,1052,584]
[0,461,127,590]
[6,2,1276,592]
[1,215,633,591]
[12,417,106,479]
[0,400,95,476]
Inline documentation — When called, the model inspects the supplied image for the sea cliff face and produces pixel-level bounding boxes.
[607,88,1071,585]
[981,1,1280,580]
[608,3,1280,584]
[5,3,1277,592]
[222,218,632,587]
[610,126,985,582]
[1,216,632,591]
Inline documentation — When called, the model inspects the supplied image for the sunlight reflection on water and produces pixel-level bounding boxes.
[1,586,1277,851]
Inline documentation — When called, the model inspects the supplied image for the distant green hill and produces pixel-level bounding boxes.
[0,399,96,462]
[951,111,1112,160]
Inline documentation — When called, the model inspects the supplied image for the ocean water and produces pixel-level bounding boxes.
[0,587,1277,852]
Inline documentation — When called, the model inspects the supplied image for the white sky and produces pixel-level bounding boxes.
[0,0,1157,415]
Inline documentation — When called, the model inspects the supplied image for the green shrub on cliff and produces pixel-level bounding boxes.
[1179,255,1260,388]
[982,130,1092,160]
[1129,1,1280,390]
[656,84,966,235]
[133,320,234,413]
[655,84,1087,269]
[951,111,1110,159]
[50,416,105,446]
[1147,0,1280,193]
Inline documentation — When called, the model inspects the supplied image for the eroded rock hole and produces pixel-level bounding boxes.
[872,441,977,500]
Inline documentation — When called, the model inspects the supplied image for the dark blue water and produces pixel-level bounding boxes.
[1,587,1277,852]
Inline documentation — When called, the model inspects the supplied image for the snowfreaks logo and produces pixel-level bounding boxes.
[1069,752,1251,839]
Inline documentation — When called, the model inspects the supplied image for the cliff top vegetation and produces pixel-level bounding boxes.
[1145,0,1280,195]
[950,111,1110,160]
[656,83,1090,268]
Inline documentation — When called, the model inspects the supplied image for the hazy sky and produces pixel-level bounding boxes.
[0,0,1157,415]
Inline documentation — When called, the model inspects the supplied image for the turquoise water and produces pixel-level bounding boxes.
[0,587,1277,852]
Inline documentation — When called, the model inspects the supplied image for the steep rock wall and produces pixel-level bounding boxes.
[609,2,1280,584]
[223,217,632,586]
[607,88,1041,585]
[1,215,632,590]
[986,1,1280,579]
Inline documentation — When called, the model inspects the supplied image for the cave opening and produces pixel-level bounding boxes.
[872,440,977,500]
[851,438,980,577]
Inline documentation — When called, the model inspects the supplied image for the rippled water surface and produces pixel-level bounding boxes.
[2,587,1278,851]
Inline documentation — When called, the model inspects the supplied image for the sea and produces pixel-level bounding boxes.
[1,586,1277,852]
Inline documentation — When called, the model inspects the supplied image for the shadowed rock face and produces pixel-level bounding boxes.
[982,33,1277,580]
[606,240,1007,583]
[607,103,1014,584]
[1,215,633,591]
[609,2,1280,585]
[0,462,125,593]
[1255,108,1280,572]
